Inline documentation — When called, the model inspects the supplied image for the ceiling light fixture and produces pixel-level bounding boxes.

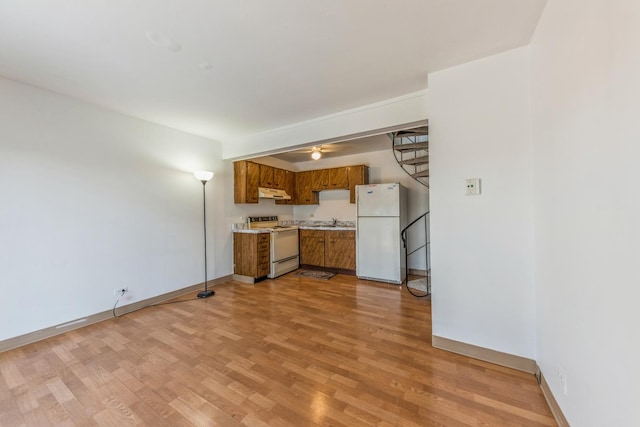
[311,146,322,160]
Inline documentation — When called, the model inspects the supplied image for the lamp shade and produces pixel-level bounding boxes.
[194,170,214,182]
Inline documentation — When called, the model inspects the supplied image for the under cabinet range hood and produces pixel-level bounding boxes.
[258,187,292,200]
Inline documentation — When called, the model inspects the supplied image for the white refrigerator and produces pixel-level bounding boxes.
[356,183,407,284]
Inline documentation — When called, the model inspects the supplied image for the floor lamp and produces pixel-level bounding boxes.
[194,170,215,298]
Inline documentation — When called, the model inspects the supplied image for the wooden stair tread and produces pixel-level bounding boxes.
[399,155,429,166]
[411,169,430,179]
[394,141,429,151]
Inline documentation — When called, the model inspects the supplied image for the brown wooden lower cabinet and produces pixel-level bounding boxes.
[234,232,270,278]
[300,229,325,266]
[325,230,356,270]
[299,229,355,271]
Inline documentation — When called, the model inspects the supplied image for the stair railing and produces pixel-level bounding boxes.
[401,211,430,297]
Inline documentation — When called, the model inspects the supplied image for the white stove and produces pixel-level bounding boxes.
[248,216,299,278]
[247,216,297,231]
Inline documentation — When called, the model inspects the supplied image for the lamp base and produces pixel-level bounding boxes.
[197,290,215,298]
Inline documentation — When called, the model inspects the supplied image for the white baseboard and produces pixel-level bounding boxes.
[0,275,232,353]
[540,372,571,426]
[232,274,259,284]
[432,335,570,426]
[432,335,537,373]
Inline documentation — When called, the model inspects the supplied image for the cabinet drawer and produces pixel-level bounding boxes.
[300,229,324,239]
[257,242,270,252]
[257,234,270,243]
[327,230,355,240]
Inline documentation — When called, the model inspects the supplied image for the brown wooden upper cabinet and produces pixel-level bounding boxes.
[329,167,349,189]
[348,165,369,203]
[312,167,349,191]
[311,168,330,191]
[234,160,260,203]
[275,169,295,205]
[296,171,318,205]
[259,164,274,188]
[234,161,367,204]
[272,167,285,189]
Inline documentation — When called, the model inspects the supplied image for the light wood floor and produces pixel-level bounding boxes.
[0,273,556,426]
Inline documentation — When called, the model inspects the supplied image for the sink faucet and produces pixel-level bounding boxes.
[332,217,338,226]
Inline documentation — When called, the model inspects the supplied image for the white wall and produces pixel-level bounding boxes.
[530,0,640,425]
[428,47,536,358]
[0,78,235,341]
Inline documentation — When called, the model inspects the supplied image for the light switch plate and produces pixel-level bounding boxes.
[465,178,481,196]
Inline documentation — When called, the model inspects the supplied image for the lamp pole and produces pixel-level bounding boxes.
[194,171,214,298]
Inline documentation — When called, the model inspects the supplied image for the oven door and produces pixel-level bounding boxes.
[271,228,299,261]
[269,228,299,278]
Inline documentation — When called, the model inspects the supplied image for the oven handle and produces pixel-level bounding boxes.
[271,228,298,235]
[273,255,298,263]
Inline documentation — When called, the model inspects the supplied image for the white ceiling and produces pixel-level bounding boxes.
[270,133,392,163]
[0,0,546,142]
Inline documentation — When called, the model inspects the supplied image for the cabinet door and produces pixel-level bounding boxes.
[325,230,356,270]
[329,167,349,189]
[296,171,318,205]
[247,162,260,202]
[234,233,257,276]
[312,169,330,190]
[259,165,274,188]
[234,233,270,278]
[348,165,369,204]
[272,168,285,189]
[300,229,325,266]
[234,161,260,203]
[275,170,295,205]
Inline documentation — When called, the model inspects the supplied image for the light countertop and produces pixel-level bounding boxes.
[232,220,356,233]
[297,225,355,231]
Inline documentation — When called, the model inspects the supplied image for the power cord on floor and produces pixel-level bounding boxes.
[112,289,126,318]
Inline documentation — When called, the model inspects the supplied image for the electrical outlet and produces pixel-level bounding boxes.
[557,365,568,396]
[465,178,481,195]
[113,287,128,296]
